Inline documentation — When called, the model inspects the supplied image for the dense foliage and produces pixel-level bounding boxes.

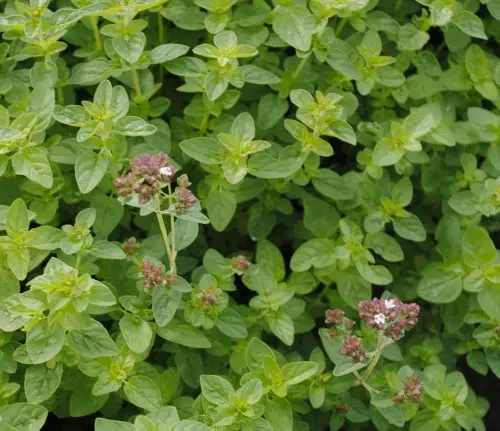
[1,0,500,429]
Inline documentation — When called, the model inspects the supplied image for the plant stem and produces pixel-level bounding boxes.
[199,111,210,135]
[75,254,81,272]
[360,333,384,383]
[131,67,143,101]
[395,0,403,10]
[353,371,379,394]
[336,18,347,37]
[154,194,176,275]
[167,183,176,263]
[56,86,64,105]
[90,17,102,52]
[292,54,310,81]
[157,12,165,84]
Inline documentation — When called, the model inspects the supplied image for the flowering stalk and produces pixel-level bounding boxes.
[154,193,176,276]
[359,332,385,385]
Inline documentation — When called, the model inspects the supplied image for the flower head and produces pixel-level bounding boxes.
[132,152,176,184]
[340,335,365,363]
[393,374,423,404]
[231,255,251,274]
[113,173,138,197]
[140,260,166,289]
[358,296,419,340]
[122,237,140,255]
[325,308,345,325]
[174,187,199,214]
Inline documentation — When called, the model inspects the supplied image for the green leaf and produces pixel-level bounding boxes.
[119,316,153,354]
[0,403,48,431]
[486,348,500,379]
[215,308,248,339]
[282,361,318,385]
[452,11,487,39]
[290,239,335,272]
[115,117,157,136]
[393,214,426,242]
[272,6,313,51]
[113,33,146,63]
[200,375,234,405]
[171,219,198,251]
[70,384,108,417]
[418,264,463,303]
[156,317,211,348]
[67,318,118,358]
[265,398,293,431]
[240,65,281,84]
[90,240,126,259]
[150,43,190,64]
[7,246,30,281]
[179,137,224,164]
[26,320,66,364]
[172,421,212,431]
[29,226,64,251]
[75,150,109,194]
[336,269,372,309]
[24,363,63,404]
[11,148,53,189]
[333,359,367,376]
[124,376,162,411]
[478,285,500,319]
[6,198,29,238]
[95,418,135,431]
[206,188,236,231]
[356,263,393,285]
[153,287,181,327]
[268,310,294,346]
[462,226,497,268]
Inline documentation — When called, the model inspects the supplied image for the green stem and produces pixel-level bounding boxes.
[154,194,176,275]
[292,54,310,81]
[360,333,384,383]
[199,111,210,135]
[395,0,403,10]
[353,371,379,394]
[131,67,143,101]
[75,254,81,272]
[56,86,64,105]
[157,12,165,83]
[167,183,176,264]
[90,16,102,52]
[335,18,347,37]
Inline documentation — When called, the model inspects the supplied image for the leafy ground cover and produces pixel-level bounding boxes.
[1,0,500,430]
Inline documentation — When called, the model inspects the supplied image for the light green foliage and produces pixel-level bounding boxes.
[0,0,497,430]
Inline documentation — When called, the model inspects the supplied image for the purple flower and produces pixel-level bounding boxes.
[140,260,165,289]
[325,308,345,325]
[122,237,140,255]
[340,335,366,363]
[174,187,199,214]
[132,152,176,184]
[393,374,423,404]
[113,173,138,197]
[231,255,251,274]
[358,296,419,340]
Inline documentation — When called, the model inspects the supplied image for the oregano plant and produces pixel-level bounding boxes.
[0,0,498,430]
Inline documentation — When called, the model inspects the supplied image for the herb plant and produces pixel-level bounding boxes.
[0,0,498,430]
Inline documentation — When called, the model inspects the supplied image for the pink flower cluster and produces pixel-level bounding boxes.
[122,237,140,255]
[393,374,423,404]
[358,297,420,340]
[340,335,366,363]
[140,260,166,289]
[114,153,177,204]
[231,255,251,274]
